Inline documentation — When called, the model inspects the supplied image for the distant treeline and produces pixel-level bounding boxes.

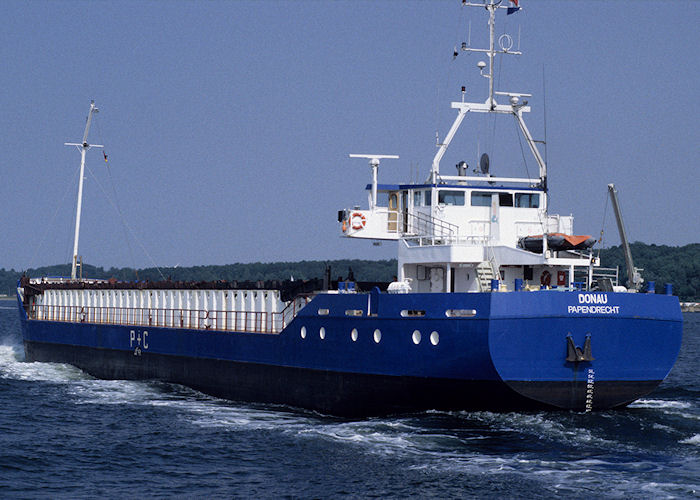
[594,243,699,301]
[1,243,698,300]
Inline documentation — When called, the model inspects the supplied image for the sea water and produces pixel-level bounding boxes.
[0,300,697,498]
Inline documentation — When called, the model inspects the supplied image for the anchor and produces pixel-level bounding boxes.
[566,333,594,362]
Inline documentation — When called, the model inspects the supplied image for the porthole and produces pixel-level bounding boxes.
[351,328,358,342]
[430,331,439,346]
[320,327,326,340]
[373,329,382,343]
[317,308,330,316]
[412,330,421,345]
[300,326,307,339]
[401,309,426,317]
[446,309,477,317]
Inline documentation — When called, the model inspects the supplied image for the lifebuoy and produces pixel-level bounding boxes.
[350,212,366,230]
[540,270,551,287]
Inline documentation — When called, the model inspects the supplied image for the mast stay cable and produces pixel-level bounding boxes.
[85,162,166,280]
[27,167,81,272]
[93,117,139,277]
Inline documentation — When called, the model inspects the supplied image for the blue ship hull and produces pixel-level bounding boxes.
[18,290,682,416]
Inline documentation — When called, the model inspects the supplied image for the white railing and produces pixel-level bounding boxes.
[404,234,489,247]
[28,303,297,335]
[403,211,458,238]
[485,243,500,277]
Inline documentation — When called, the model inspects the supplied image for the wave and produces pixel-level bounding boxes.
[460,410,625,451]
[680,434,700,446]
[188,408,616,461]
[179,401,700,464]
[629,398,700,423]
[0,353,697,499]
[629,399,693,409]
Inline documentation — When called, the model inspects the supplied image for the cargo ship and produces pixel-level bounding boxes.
[17,1,682,416]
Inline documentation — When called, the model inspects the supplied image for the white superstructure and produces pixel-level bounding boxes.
[339,0,598,293]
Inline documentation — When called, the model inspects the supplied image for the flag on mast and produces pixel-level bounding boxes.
[507,0,520,15]
[103,151,108,163]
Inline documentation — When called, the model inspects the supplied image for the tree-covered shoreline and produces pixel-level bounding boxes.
[2,243,698,301]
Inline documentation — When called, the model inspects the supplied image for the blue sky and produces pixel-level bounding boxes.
[1,0,698,272]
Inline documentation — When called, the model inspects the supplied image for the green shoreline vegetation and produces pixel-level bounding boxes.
[2,243,698,302]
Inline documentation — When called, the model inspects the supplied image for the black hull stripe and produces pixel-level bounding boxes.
[25,341,660,416]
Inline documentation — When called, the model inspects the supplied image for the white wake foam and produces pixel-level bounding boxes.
[0,344,88,382]
[297,420,424,455]
[629,399,693,410]
[183,401,317,432]
[630,398,699,422]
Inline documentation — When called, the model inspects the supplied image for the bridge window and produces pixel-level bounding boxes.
[424,190,431,206]
[471,191,513,207]
[515,193,540,208]
[388,193,398,210]
[499,193,513,207]
[413,190,422,207]
[438,190,465,206]
[471,192,492,206]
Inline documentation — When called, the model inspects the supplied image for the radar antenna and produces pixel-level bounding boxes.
[349,154,399,210]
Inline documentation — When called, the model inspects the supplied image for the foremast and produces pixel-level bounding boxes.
[65,101,103,280]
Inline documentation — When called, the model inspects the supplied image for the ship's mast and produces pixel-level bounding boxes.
[487,1,496,110]
[464,0,514,110]
[431,1,548,191]
[65,101,103,280]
